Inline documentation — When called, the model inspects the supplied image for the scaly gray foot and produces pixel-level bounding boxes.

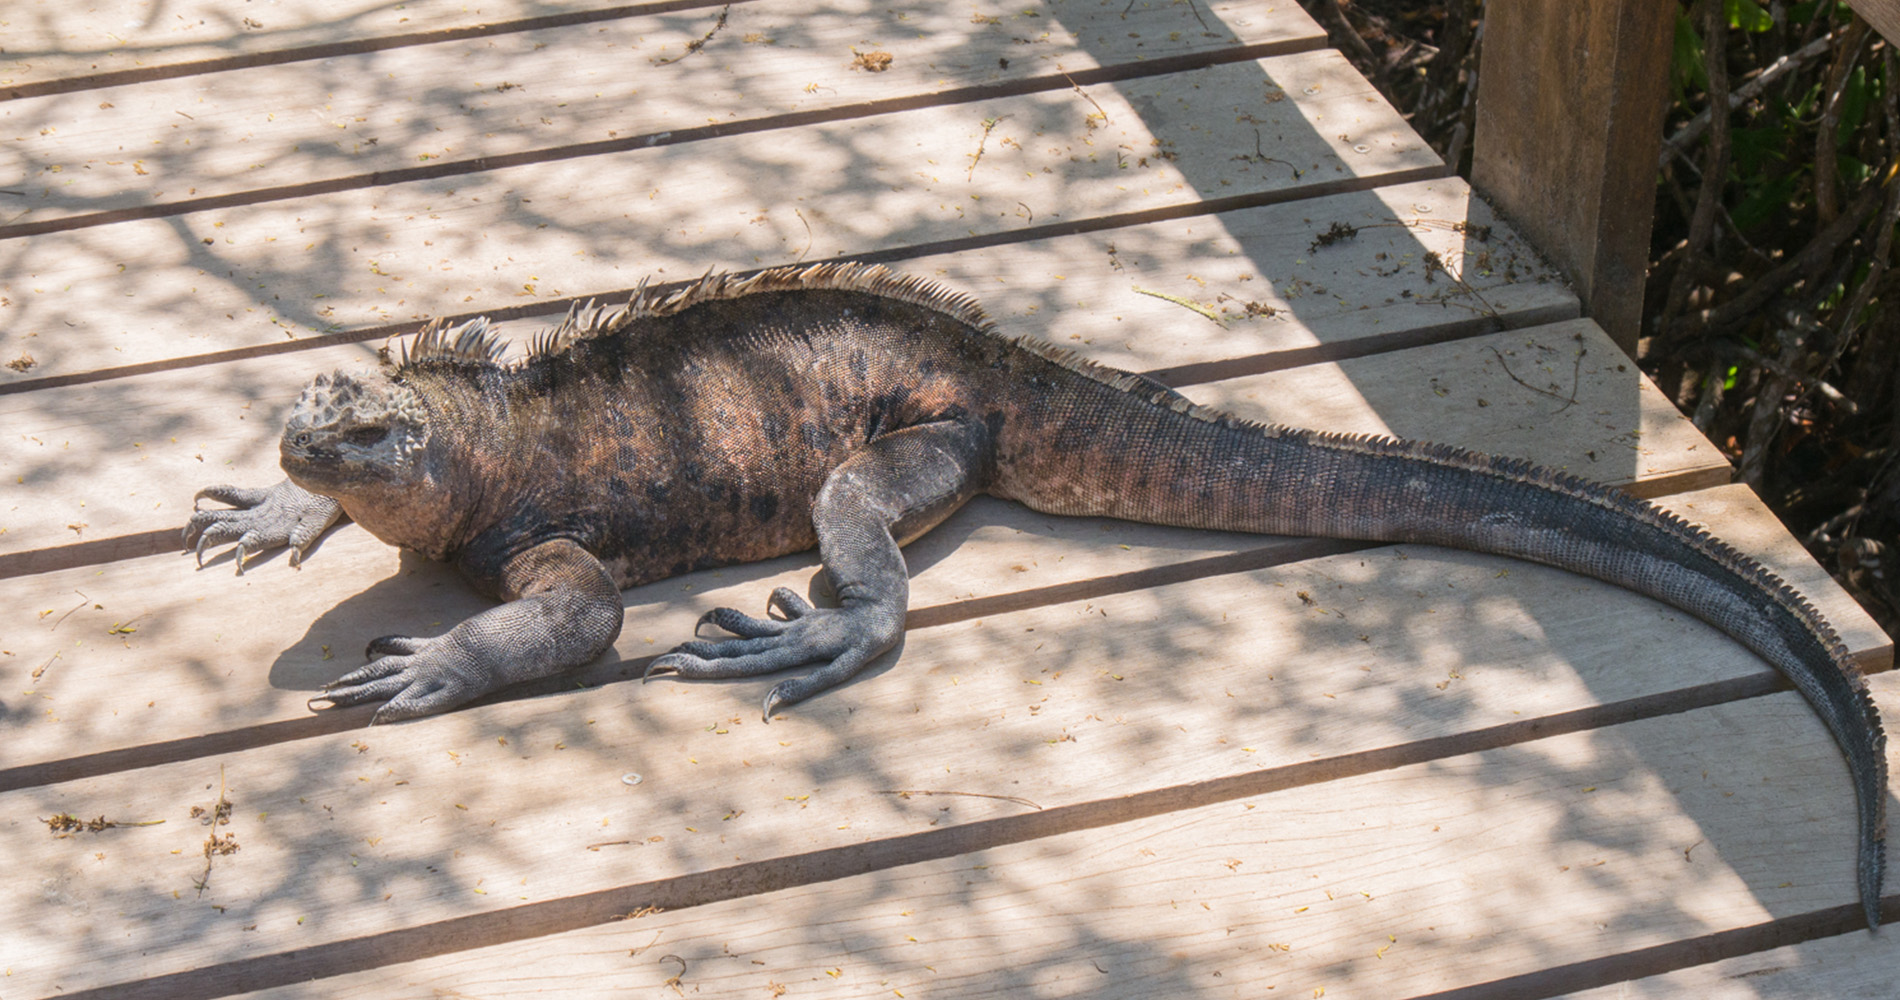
[310,538,626,724]
[645,586,904,719]
[312,633,486,724]
[182,480,342,574]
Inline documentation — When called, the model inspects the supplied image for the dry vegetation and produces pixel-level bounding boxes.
[1307,0,1900,632]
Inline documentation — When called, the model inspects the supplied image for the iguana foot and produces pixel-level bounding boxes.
[310,633,484,724]
[309,539,624,724]
[183,480,342,574]
[645,587,903,720]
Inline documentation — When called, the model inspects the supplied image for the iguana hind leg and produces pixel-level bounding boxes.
[313,538,624,723]
[646,418,990,719]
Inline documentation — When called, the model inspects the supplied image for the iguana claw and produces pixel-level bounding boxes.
[312,632,479,724]
[646,589,901,720]
[182,480,342,574]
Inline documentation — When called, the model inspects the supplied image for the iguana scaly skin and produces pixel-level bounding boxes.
[184,262,1888,928]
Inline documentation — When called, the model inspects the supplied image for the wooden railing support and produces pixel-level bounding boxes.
[1471,0,1675,356]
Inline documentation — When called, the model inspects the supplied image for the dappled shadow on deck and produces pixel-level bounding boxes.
[4,1,1862,997]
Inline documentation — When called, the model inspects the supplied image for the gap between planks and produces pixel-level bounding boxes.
[1550,924,1900,1000]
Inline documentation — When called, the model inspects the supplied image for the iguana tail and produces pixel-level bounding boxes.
[993,377,1888,929]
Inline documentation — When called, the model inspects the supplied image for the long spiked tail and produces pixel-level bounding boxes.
[1005,379,1888,928]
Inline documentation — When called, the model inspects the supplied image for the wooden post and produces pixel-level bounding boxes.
[1846,0,1900,47]
[1470,0,1675,356]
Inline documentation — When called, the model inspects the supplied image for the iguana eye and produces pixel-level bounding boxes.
[345,425,390,447]
[292,432,312,447]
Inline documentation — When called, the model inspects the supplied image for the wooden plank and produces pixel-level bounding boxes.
[0,48,1443,386]
[1470,0,1675,354]
[1559,929,1900,999]
[2,486,1883,997]
[0,176,1579,567]
[1846,1,1900,49]
[1179,318,1731,500]
[0,0,732,97]
[1,0,1320,230]
[3,317,1738,779]
[226,670,1900,1000]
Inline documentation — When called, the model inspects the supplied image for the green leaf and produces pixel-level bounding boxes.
[1725,0,1773,32]
[1839,65,1871,137]
[1837,152,1871,187]
[1673,11,1708,103]
[1730,125,1790,176]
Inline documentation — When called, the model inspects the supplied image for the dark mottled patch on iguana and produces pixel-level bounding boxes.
[184,262,1888,928]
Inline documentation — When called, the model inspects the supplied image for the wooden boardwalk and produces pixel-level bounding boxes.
[2,2,1892,996]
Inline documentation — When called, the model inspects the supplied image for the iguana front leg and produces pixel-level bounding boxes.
[646,418,990,718]
[182,480,343,573]
[313,538,624,723]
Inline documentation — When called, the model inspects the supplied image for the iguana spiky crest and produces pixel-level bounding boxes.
[398,263,999,374]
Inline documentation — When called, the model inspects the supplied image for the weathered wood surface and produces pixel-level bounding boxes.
[9,2,1897,997]
[5,484,1885,998]
[0,175,1576,570]
[1470,0,1675,353]
[1846,0,1900,49]
[0,0,736,96]
[0,46,1439,387]
[223,673,1900,1000]
[1,0,1319,229]
[6,315,1734,782]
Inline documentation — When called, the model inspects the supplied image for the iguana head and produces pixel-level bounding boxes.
[280,370,431,499]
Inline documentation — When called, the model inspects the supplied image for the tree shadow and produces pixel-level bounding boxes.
[7,2,1865,997]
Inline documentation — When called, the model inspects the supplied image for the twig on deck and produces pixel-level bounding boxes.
[653,4,730,66]
[45,812,165,835]
[1131,285,1227,327]
[660,954,688,995]
[792,207,812,261]
[881,788,1043,810]
[968,115,1011,180]
[1421,250,1499,319]
[1061,69,1110,129]
[1487,341,1583,412]
[47,590,91,631]
[1231,127,1302,179]
[192,766,237,897]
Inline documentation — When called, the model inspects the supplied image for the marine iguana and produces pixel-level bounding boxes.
[183,262,1888,928]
